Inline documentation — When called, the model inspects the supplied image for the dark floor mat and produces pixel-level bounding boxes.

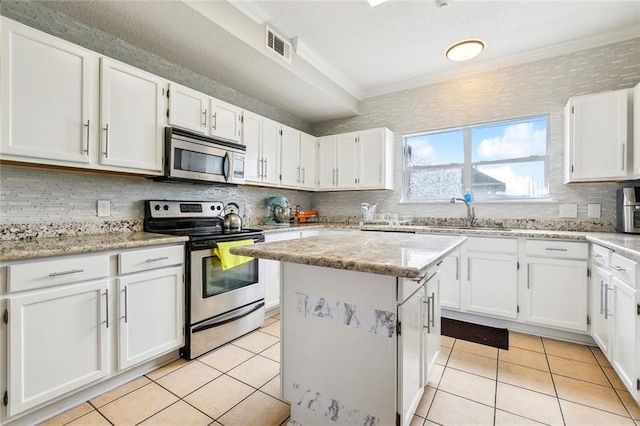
[442,317,509,350]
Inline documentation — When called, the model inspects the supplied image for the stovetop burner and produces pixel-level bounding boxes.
[144,200,263,241]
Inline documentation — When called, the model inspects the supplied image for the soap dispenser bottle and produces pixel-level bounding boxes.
[464,188,472,202]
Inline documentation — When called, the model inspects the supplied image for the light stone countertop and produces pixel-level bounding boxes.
[586,233,640,260]
[0,232,188,262]
[230,231,467,279]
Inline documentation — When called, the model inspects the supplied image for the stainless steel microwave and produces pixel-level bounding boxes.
[156,127,245,185]
[617,187,640,234]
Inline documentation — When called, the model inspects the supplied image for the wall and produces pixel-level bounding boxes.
[311,39,640,228]
[0,1,312,237]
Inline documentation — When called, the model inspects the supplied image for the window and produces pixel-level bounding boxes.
[403,115,549,202]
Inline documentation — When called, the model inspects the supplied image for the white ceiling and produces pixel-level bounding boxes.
[43,0,639,124]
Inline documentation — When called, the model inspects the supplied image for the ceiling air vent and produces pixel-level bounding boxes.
[266,26,292,63]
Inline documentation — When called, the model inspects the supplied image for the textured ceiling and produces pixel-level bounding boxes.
[41,0,639,124]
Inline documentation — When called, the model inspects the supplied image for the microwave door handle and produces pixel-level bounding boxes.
[223,152,232,182]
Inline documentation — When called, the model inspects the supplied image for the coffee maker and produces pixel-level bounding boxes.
[266,196,291,226]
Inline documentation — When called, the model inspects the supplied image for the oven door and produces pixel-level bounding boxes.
[189,239,264,324]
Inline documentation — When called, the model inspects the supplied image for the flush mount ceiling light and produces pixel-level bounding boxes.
[446,39,485,61]
[367,0,389,7]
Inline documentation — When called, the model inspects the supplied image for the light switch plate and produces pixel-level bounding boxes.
[97,200,111,217]
[559,203,578,218]
[587,203,602,218]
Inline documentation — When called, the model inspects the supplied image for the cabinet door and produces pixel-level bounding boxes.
[634,83,640,177]
[466,253,518,319]
[336,133,358,189]
[167,83,208,134]
[358,129,384,189]
[590,265,613,356]
[210,98,242,142]
[280,125,301,188]
[440,252,461,310]
[397,286,424,426]
[7,280,108,416]
[99,58,164,174]
[611,277,639,397]
[1,18,95,164]
[118,266,184,370]
[299,132,317,190]
[261,118,281,185]
[524,258,588,332]
[317,136,337,189]
[242,110,263,183]
[260,259,282,311]
[423,272,441,384]
[568,90,630,181]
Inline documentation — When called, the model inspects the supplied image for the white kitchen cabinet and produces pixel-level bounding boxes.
[209,98,242,143]
[590,244,613,356]
[99,58,164,174]
[634,83,640,178]
[243,112,280,186]
[317,128,394,190]
[422,271,441,386]
[261,230,304,312]
[564,89,633,183]
[299,132,318,190]
[167,83,209,134]
[464,237,518,319]
[280,126,302,188]
[398,284,424,426]
[1,17,97,165]
[7,281,109,417]
[5,251,111,418]
[117,266,184,370]
[611,276,639,404]
[439,249,461,310]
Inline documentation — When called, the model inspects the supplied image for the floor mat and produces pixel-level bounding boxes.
[442,317,509,350]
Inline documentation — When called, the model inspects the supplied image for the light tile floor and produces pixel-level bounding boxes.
[41,316,640,426]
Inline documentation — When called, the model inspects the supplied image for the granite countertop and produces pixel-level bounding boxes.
[586,233,640,259]
[360,224,592,240]
[230,231,466,279]
[0,232,188,262]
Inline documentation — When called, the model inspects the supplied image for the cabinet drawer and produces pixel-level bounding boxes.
[466,237,517,254]
[7,254,109,293]
[591,244,611,267]
[119,245,184,275]
[525,240,588,259]
[610,253,637,287]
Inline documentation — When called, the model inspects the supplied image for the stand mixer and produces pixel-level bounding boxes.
[266,196,291,226]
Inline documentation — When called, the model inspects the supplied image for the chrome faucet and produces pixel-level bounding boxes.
[450,197,475,227]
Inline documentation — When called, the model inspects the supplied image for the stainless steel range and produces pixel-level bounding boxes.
[144,200,265,359]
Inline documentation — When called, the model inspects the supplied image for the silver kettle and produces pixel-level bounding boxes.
[223,202,242,231]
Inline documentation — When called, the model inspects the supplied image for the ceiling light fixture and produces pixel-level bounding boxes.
[445,39,485,61]
[435,0,450,8]
[367,0,389,7]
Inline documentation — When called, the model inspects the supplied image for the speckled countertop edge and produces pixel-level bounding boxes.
[0,232,188,262]
[231,231,467,278]
[585,233,640,260]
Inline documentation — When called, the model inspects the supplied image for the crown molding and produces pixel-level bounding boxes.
[228,0,270,24]
[362,25,640,99]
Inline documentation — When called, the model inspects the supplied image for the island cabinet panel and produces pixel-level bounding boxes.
[281,262,442,426]
[282,263,398,426]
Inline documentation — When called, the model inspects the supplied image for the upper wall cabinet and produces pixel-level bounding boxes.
[167,83,242,143]
[318,127,394,191]
[280,126,317,190]
[564,89,633,183]
[0,18,165,175]
[633,83,640,178]
[243,111,280,186]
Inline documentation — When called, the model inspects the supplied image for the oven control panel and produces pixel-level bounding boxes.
[147,201,225,218]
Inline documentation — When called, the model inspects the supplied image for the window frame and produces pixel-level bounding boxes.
[402,114,550,203]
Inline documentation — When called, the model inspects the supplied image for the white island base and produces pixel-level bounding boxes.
[280,262,441,426]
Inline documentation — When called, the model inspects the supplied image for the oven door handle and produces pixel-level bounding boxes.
[223,152,232,182]
[192,300,265,334]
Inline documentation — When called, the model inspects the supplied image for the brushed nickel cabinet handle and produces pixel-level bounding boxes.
[104,289,109,328]
[202,109,207,127]
[212,112,217,130]
[83,120,90,154]
[146,256,169,262]
[49,269,84,277]
[103,123,109,157]
[545,247,568,252]
[123,286,128,323]
[527,264,531,289]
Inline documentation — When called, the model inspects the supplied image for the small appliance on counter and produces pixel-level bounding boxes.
[294,210,319,223]
[617,187,640,233]
[361,203,377,221]
[266,196,291,226]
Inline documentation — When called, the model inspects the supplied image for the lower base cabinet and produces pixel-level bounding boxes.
[611,276,639,401]
[7,280,109,416]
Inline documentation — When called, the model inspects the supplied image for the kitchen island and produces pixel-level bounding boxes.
[231,231,466,426]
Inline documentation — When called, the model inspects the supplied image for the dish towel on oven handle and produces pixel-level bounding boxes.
[213,239,255,271]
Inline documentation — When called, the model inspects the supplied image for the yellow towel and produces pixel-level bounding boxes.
[213,239,255,271]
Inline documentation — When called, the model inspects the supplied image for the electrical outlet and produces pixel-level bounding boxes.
[97,200,111,217]
[587,204,601,218]
[295,293,307,316]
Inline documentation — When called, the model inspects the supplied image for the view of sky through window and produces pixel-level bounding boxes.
[403,116,549,202]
